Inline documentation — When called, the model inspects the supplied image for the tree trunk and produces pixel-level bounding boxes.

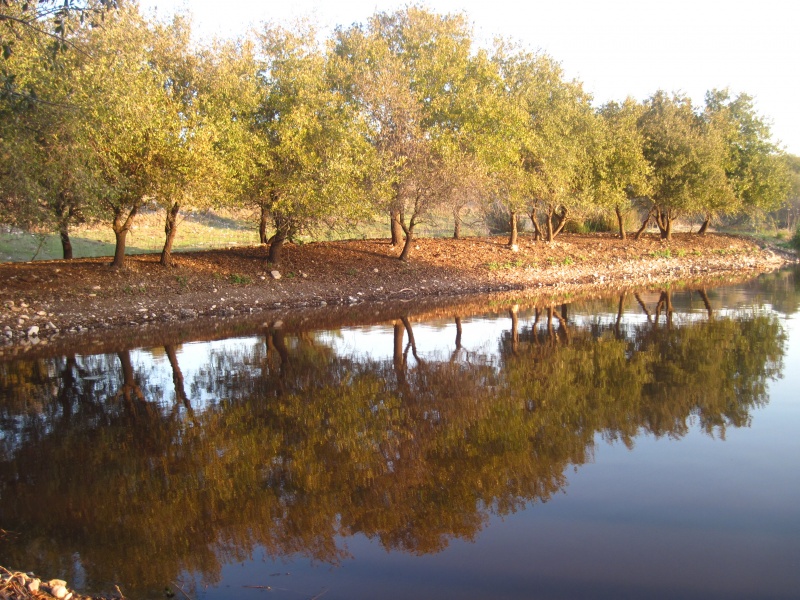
[55,196,74,259]
[634,213,651,240]
[454,316,462,349]
[615,206,627,240]
[401,317,421,362]
[530,212,542,241]
[698,215,710,235]
[654,208,672,240]
[545,208,555,242]
[111,205,138,269]
[508,211,518,246]
[390,209,403,246]
[59,223,73,260]
[267,214,292,265]
[259,205,270,244]
[267,231,286,264]
[160,202,181,267]
[453,206,462,239]
[398,215,416,261]
[552,207,568,239]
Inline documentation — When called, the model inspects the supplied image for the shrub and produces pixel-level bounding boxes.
[791,227,800,250]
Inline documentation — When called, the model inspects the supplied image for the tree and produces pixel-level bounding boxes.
[241,22,378,265]
[334,7,486,260]
[1,0,117,103]
[0,0,104,258]
[636,91,732,240]
[595,98,651,239]
[490,46,598,243]
[776,154,800,231]
[701,89,789,234]
[75,4,192,268]
[148,16,224,267]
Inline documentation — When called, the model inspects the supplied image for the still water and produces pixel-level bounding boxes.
[1,270,799,600]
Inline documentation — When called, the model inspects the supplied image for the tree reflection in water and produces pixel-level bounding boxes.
[0,285,788,596]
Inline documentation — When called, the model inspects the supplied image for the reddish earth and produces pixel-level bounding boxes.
[0,232,795,358]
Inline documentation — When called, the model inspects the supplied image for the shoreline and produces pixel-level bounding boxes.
[0,233,796,358]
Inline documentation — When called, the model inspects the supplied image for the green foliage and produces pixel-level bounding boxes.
[790,227,800,251]
[0,3,792,263]
[228,273,251,285]
[486,258,525,271]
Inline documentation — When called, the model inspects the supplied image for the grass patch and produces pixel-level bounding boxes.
[649,249,672,259]
[486,258,525,271]
[228,273,252,285]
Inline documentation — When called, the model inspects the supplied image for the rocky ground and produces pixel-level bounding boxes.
[0,569,119,600]
[0,232,796,359]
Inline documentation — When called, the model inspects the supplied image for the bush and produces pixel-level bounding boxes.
[791,227,800,250]
[483,202,511,235]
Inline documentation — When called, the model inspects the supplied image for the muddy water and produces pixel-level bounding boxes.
[1,268,799,600]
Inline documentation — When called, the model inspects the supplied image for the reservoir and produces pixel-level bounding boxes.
[1,269,799,599]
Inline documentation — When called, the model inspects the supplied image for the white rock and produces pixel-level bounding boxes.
[51,584,68,599]
[270,270,282,280]
[27,325,39,337]
[27,579,40,592]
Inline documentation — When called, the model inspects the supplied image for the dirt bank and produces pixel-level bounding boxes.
[0,233,795,358]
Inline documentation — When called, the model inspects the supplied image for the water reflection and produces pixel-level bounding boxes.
[0,274,795,598]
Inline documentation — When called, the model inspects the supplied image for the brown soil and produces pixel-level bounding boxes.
[1,233,795,358]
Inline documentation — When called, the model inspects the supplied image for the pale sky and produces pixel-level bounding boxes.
[138,0,800,155]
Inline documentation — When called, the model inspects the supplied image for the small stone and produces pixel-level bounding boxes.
[373,268,379,273]
[510,244,519,252]
[51,584,68,599]
[27,579,40,592]
[270,270,282,280]
[36,310,47,316]
[27,325,39,337]
[3,300,13,309]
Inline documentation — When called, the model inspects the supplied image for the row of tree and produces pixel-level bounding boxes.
[0,1,795,267]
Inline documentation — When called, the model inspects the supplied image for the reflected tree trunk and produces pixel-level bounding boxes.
[165,345,190,411]
[510,306,519,355]
[615,292,626,338]
[555,304,570,343]
[634,292,652,322]
[401,317,421,362]
[117,351,148,418]
[698,289,713,319]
